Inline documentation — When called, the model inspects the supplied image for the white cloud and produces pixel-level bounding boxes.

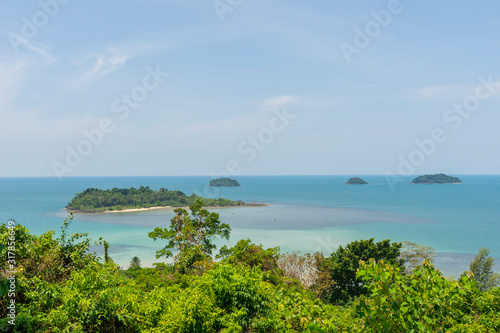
[138,117,266,140]
[70,48,128,88]
[15,37,56,61]
[415,80,500,101]
[182,117,265,134]
[0,61,24,109]
[5,32,58,63]
[261,95,300,108]
[0,39,58,110]
[416,85,462,100]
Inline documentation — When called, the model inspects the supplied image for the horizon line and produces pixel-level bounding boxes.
[1,173,499,179]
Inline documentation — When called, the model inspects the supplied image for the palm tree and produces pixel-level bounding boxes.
[129,256,141,269]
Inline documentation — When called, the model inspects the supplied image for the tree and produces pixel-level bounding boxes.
[356,259,476,332]
[326,238,403,303]
[311,252,334,301]
[217,238,280,273]
[103,241,111,263]
[278,251,319,289]
[129,256,141,269]
[398,241,435,274]
[148,199,230,273]
[468,247,500,291]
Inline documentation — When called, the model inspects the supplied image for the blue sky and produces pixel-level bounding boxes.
[1,0,499,177]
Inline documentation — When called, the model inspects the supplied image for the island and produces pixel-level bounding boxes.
[410,174,462,184]
[345,177,369,185]
[208,177,240,187]
[66,186,245,213]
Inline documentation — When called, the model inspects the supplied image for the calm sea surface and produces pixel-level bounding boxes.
[1,175,498,277]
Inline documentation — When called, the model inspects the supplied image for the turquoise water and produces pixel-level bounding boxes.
[0,175,498,277]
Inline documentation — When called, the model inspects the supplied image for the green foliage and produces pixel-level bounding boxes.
[208,177,240,187]
[0,215,100,285]
[468,248,500,291]
[0,217,103,331]
[411,173,462,184]
[32,263,142,332]
[148,200,230,273]
[67,186,244,213]
[202,264,269,330]
[356,259,477,332]
[262,284,358,332]
[217,239,281,273]
[2,217,499,333]
[0,232,12,297]
[345,177,368,185]
[453,287,500,332]
[326,238,403,304]
[103,241,110,263]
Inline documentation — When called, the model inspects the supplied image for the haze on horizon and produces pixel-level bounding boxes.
[1,0,500,178]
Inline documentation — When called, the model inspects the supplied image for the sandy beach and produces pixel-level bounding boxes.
[67,202,270,214]
[105,206,178,213]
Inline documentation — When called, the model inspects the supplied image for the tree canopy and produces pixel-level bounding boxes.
[217,238,280,273]
[345,177,369,185]
[208,178,241,187]
[325,238,404,303]
[411,174,462,184]
[66,186,244,213]
[468,247,500,291]
[148,199,231,274]
[398,241,435,274]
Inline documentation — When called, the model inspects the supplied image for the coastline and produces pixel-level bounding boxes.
[66,202,270,214]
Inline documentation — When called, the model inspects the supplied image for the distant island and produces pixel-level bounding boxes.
[345,177,369,185]
[411,174,462,184]
[66,186,245,213]
[209,177,240,187]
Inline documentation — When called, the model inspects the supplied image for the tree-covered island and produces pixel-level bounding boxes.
[208,177,241,187]
[66,186,244,213]
[411,174,462,184]
[345,177,369,185]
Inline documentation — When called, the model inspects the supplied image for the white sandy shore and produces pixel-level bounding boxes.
[105,206,178,213]
[68,203,270,214]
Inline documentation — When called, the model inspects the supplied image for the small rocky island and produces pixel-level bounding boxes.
[209,177,240,187]
[411,174,462,184]
[345,177,369,185]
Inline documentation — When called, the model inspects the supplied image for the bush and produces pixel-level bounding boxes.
[355,259,476,332]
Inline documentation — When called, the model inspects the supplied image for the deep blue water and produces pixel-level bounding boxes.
[0,175,498,277]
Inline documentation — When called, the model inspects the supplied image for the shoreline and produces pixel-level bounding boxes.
[66,202,270,214]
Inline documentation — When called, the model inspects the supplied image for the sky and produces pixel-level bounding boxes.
[1,0,499,178]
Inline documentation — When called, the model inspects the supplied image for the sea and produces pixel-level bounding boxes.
[1,175,499,278]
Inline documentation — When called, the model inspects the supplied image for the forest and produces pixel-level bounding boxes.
[0,200,499,332]
[411,174,462,184]
[209,178,241,187]
[345,178,368,185]
[66,186,244,213]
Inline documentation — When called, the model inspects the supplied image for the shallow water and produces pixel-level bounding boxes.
[1,175,499,276]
